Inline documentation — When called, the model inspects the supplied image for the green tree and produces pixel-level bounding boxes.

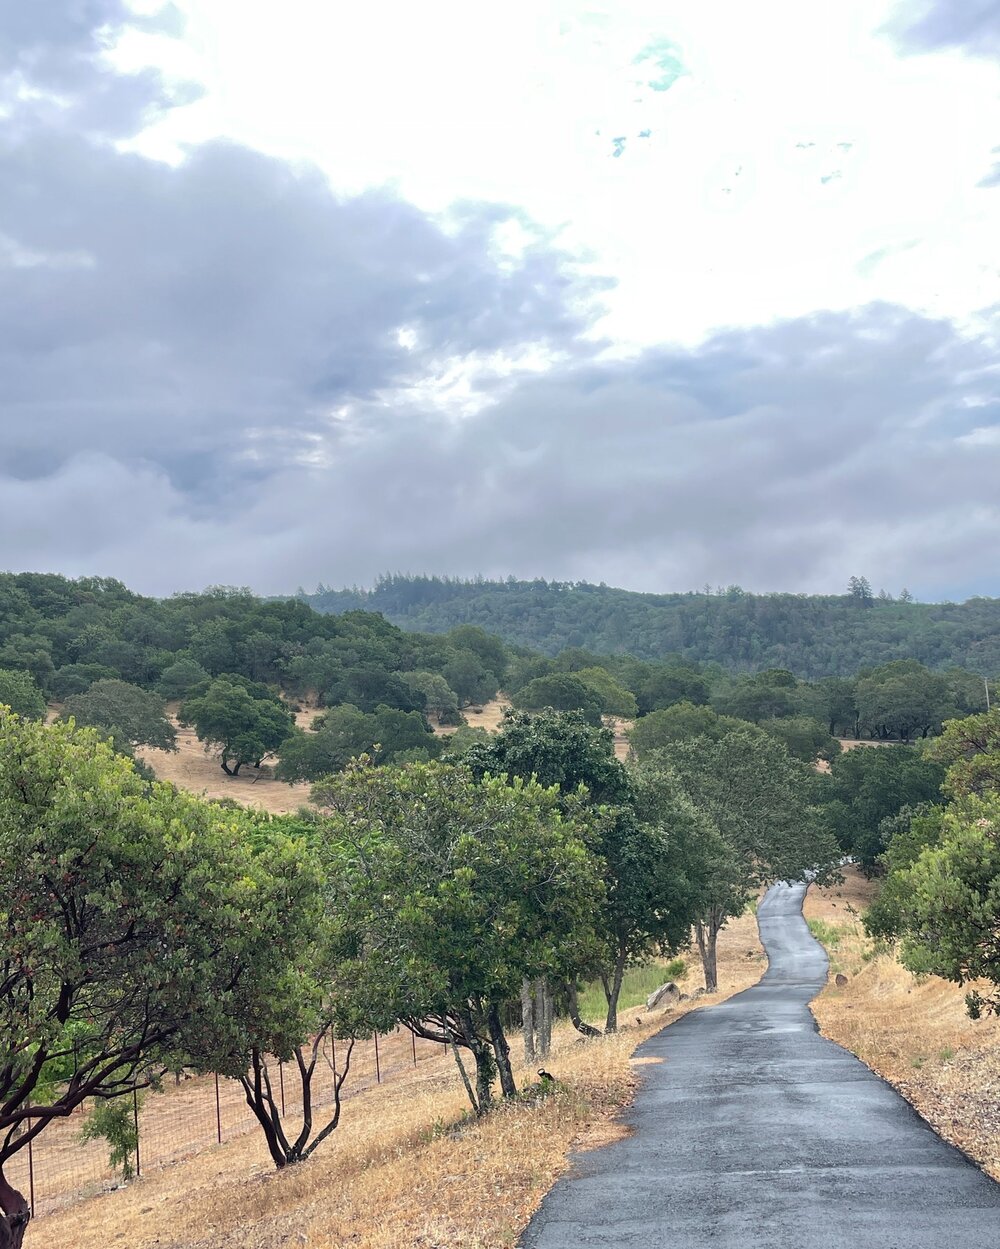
[820,744,946,869]
[0,713,317,1243]
[511,674,605,726]
[0,670,46,721]
[863,805,946,939]
[892,794,1000,1017]
[759,715,840,764]
[574,667,639,719]
[657,726,839,990]
[465,709,708,1032]
[927,709,1000,799]
[61,679,177,752]
[400,671,462,724]
[636,666,710,714]
[628,702,742,758]
[441,650,499,707]
[156,657,211,700]
[180,676,295,775]
[277,705,438,782]
[313,761,602,1113]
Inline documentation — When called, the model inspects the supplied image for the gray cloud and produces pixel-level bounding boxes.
[3,4,1000,604]
[886,1,1000,57]
[6,304,1000,604]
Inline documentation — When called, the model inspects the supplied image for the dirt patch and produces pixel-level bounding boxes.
[805,868,1000,1182]
[136,712,311,815]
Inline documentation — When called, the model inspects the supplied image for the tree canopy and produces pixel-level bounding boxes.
[0,712,318,1229]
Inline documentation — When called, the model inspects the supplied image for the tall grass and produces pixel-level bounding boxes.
[576,958,687,1024]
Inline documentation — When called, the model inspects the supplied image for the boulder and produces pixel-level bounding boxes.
[646,982,682,1011]
[835,973,849,987]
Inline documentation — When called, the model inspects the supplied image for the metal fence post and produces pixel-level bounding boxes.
[133,1090,141,1178]
[279,1062,286,1115]
[27,1132,35,1217]
[411,1029,417,1066]
[373,1033,381,1083]
[214,1073,222,1144]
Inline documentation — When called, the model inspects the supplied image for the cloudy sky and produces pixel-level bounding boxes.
[2,0,1000,600]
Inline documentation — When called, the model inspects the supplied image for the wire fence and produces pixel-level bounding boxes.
[5,1027,448,1221]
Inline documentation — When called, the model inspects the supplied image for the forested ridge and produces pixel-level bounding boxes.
[302,575,1000,677]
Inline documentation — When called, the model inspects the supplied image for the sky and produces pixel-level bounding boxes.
[1,0,1000,600]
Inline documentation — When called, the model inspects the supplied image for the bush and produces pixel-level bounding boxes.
[78,1096,142,1181]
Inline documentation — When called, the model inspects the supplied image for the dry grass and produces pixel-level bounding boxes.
[136,707,312,815]
[36,912,764,1248]
[805,868,1000,1181]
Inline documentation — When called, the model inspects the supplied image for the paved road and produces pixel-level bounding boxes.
[521,881,1000,1247]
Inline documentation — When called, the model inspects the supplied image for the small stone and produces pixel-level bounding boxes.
[835,973,849,987]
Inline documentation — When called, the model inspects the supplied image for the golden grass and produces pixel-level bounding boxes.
[36,913,764,1248]
[805,868,1000,1181]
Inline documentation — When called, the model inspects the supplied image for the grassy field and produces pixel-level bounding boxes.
[36,912,765,1248]
[805,868,1000,1182]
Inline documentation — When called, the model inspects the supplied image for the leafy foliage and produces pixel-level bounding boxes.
[61,678,176,751]
[0,669,46,721]
[180,675,295,774]
[312,760,602,1111]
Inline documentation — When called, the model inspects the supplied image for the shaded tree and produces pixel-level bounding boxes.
[61,679,176,752]
[180,676,295,775]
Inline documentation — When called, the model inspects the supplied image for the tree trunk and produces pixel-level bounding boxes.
[603,951,627,1034]
[695,914,720,993]
[0,1169,30,1249]
[566,982,602,1038]
[521,978,536,1062]
[472,1043,495,1113]
[487,1004,517,1099]
[220,755,234,775]
[536,978,552,1058]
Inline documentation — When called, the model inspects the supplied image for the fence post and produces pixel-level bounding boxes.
[133,1090,141,1178]
[279,1062,286,1115]
[411,1029,417,1066]
[373,1033,381,1083]
[214,1073,222,1144]
[27,1132,35,1217]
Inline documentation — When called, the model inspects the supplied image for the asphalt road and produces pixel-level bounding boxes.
[520,881,1000,1247]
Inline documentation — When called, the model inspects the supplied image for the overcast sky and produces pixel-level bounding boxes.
[2,0,999,600]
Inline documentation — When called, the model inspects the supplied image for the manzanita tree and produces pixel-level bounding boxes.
[0,711,316,1247]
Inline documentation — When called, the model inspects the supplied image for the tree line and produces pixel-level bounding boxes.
[302,574,1000,676]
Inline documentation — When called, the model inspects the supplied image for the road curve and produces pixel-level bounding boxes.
[521,881,1000,1247]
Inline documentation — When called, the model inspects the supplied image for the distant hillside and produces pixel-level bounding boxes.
[301,576,1000,678]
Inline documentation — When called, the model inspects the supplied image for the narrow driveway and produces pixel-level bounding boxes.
[521,881,1000,1247]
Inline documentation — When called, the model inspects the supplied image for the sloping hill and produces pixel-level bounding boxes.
[301,576,1000,677]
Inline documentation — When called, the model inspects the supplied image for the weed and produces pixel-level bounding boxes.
[807,918,846,948]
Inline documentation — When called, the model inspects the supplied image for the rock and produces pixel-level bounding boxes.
[646,981,682,1010]
[835,973,849,987]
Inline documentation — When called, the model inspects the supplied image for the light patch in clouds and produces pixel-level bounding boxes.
[120,0,1000,348]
